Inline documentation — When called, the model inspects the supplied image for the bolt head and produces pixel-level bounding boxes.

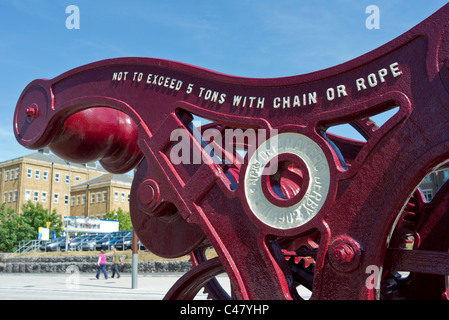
[329,236,362,273]
[26,104,38,118]
[332,244,354,263]
[137,179,161,214]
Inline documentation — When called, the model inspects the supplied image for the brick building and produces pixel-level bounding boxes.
[0,148,132,219]
[419,163,449,202]
[70,173,132,219]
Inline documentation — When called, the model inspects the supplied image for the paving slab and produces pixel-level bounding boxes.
[0,272,230,300]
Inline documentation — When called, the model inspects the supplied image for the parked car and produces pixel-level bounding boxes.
[114,236,146,251]
[114,236,132,250]
[101,231,132,250]
[81,235,105,251]
[94,233,113,250]
[68,234,98,251]
[96,231,132,250]
[40,237,66,252]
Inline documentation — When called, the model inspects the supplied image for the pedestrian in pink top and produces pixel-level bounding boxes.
[96,250,108,280]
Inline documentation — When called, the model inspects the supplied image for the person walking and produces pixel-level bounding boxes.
[96,250,108,280]
[111,247,124,278]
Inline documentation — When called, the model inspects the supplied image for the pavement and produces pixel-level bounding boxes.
[0,272,231,300]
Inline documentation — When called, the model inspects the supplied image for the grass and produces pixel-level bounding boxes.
[14,250,191,262]
[13,248,218,262]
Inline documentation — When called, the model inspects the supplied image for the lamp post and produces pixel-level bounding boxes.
[132,167,138,289]
[132,230,138,289]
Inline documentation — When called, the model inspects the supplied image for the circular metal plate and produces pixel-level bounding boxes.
[244,132,330,230]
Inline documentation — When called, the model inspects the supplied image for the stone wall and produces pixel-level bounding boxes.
[0,253,192,273]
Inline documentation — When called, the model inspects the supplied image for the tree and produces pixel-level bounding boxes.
[21,201,63,239]
[104,207,132,231]
[0,202,63,252]
[0,204,27,252]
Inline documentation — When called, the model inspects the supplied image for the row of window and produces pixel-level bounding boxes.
[3,190,129,205]
[70,192,128,206]
[26,168,81,183]
[24,190,55,204]
[1,168,19,181]
[0,167,83,183]
[3,190,18,203]
[3,190,46,204]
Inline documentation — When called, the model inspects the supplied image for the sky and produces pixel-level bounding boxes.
[0,0,448,163]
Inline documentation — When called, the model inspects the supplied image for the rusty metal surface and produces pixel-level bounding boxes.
[13,4,449,299]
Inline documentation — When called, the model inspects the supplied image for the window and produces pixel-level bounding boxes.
[25,190,31,201]
[9,191,13,202]
[77,196,80,205]
[3,192,7,203]
[82,194,86,204]
[114,192,119,202]
[121,192,126,202]
[91,193,95,203]
[102,192,107,202]
[75,176,81,182]
[15,168,19,179]
[35,170,40,180]
[10,169,14,180]
[422,189,433,202]
[33,191,39,202]
[27,169,32,178]
[6,171,9,181]
[71,196,75,206]
[64,194,69,205]
[43,171,48,181]
[444,170,449,181]
[42,192,47,203]
[65,175,70,184]
[14,190,17,202]
[97,192,101,203]
[55,173,60,182]
[54,193,59,204]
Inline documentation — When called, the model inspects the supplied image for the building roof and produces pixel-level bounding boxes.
[0,148,108,172]
[0,148,134,189]
[72,173,134,189]
[23,149,106,171]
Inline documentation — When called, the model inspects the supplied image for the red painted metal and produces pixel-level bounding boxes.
[48,107,143,173]
[13,5,449,299]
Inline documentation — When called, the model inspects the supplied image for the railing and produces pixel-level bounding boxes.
[15,240,50,254]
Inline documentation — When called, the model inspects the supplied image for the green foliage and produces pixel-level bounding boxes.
[0,201,63,252]
[0,204,26,252]
[104,207,132,231]
[21,201,63,239]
